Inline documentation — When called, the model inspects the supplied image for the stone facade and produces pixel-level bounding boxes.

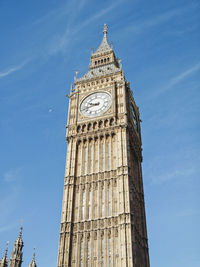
[57,25,150,267]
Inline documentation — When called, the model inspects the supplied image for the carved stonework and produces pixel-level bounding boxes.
[57,25,150,267]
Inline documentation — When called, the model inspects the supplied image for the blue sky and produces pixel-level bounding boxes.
[0,0,199,266]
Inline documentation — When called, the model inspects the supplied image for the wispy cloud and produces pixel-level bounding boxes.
[166,62,200,90]
[48,0,122,54]
[0,223,16,233]
[125,7,184,34]
[0,59,30,79]
[152,167,196,184]
[3,167,23,183]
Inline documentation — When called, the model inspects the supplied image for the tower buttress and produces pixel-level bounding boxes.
[9,227,23,267]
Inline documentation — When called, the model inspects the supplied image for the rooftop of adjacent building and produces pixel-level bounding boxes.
[0,227,37,267]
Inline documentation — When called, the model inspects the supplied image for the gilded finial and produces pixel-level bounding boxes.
[103,24,107,35]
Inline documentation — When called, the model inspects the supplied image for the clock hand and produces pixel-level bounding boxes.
[88,102,100,106]
[81,102,100,112]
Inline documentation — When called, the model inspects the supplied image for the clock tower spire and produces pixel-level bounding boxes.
[57,25,150,267]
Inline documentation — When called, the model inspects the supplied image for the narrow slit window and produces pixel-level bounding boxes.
[107,142,110,170]
[86,240,90,267]
[80,240,83,267]
[88,190,92,219]
[108,186,111,216]
[102,143,104,171]
[90,145,93,174]
[108,238,111,267]
[102,187,105,217]
[84,146,87,175]
[101,238,104,267]
[82,191,85,220]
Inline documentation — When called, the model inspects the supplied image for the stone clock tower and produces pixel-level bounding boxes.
[57,25,150,267]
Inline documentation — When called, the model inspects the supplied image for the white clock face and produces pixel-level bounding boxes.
[80,92,112,118]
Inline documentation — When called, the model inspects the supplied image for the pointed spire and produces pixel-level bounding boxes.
[0,242,9,267]
[19,226,23,239]
[9,226,24,267]
[28,249,37,267]
[93,24,112,54]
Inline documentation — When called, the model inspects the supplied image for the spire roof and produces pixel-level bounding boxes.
[29,248,37,267]
[9,226,24,266]
[93,24,112,54]
[16,226,23,245]
[0,242,8,267]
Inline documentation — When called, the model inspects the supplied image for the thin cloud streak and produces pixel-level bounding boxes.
[168,62,200,88]
[125,5,193,34]
[3,167,23,183]
[49,0,123,54]
[151,167,196,184]
[0,59,30,79]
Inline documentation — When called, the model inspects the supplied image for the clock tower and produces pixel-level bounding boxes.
[57,25,150,267]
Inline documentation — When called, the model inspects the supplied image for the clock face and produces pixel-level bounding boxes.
[80,92,112,118]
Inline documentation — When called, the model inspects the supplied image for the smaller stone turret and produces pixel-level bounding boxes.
[28,249,37,267]
[0,242,9,267]
[9,227,23,267]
